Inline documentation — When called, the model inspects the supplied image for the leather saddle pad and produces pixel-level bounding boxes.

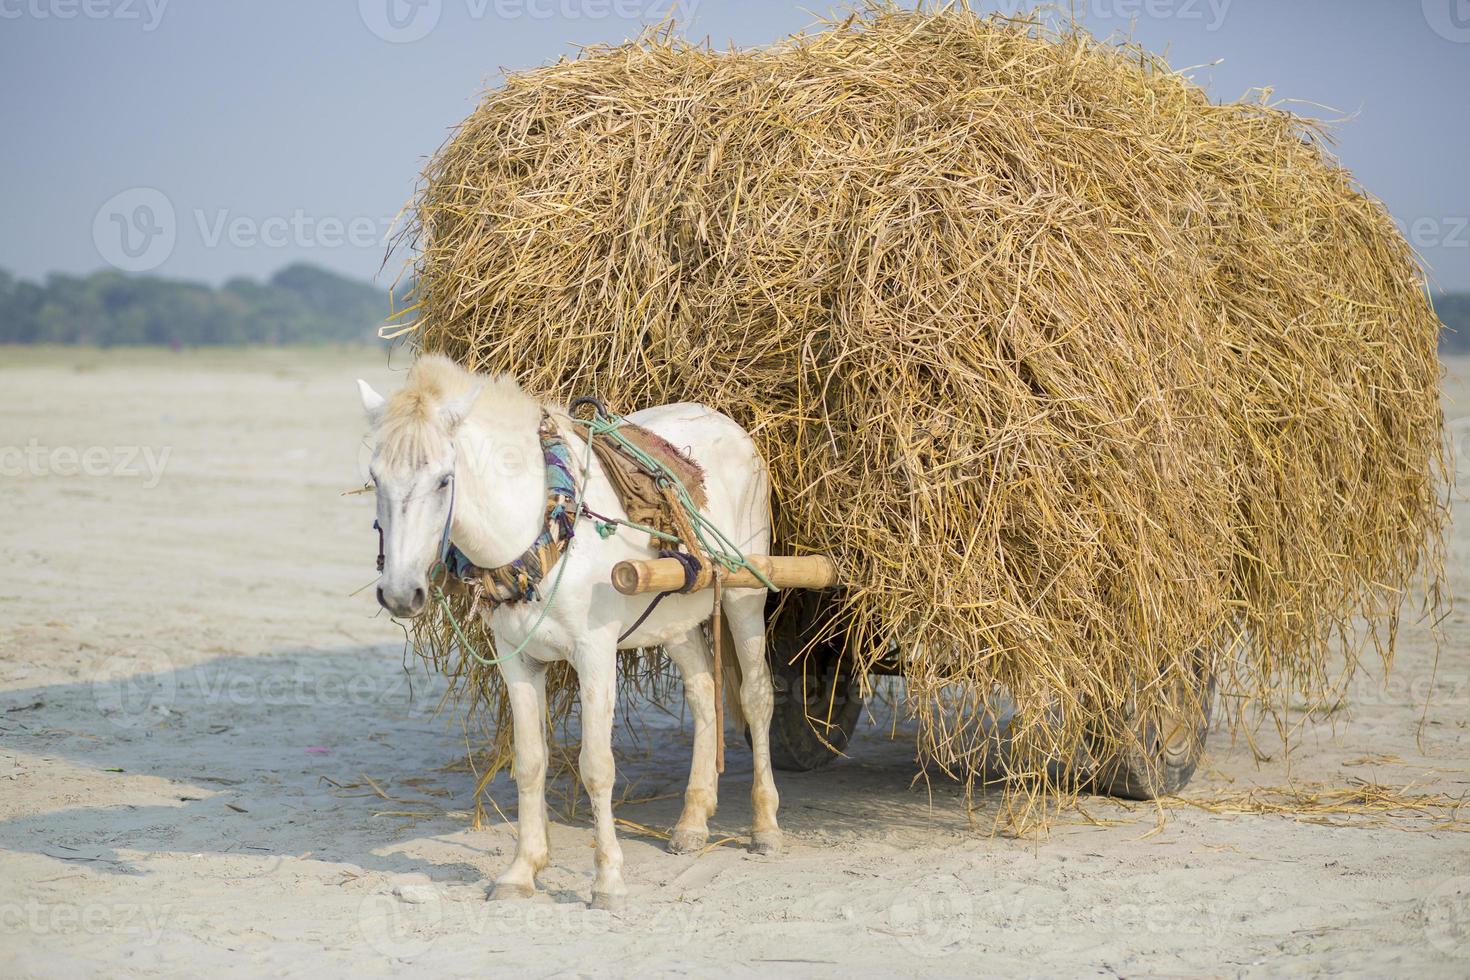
[589,420,708,537]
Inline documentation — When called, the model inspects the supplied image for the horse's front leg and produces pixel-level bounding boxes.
[573,641,627,911]
[489,652,550,902]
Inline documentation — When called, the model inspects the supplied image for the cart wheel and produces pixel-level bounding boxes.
[1088,652,1215,800]
[748,593,864,772]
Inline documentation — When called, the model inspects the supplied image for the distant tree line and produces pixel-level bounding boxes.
[0,263,406,346]
[0,263,1466,352]
[1438,293,1470,353]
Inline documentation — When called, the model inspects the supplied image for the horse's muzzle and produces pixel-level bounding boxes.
[377,583,427,618]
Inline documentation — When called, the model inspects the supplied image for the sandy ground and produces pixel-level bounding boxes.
[1,345,1468,978]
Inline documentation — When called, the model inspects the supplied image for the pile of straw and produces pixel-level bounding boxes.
[397,4,1446,818]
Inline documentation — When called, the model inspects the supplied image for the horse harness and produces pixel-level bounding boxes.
[374,402,732,770]
[444,413,580,606]
[429,409,714,632]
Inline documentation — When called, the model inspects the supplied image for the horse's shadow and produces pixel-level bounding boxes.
[2,644,494,883]
[0,644,984,888]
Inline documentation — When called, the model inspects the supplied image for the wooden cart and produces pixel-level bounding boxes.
[611,556,1213,800]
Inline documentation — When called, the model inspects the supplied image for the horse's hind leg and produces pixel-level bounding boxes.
[489,653,549,901]
[573,642,628,911]
[662,628,718,854]
[725,590,782,855]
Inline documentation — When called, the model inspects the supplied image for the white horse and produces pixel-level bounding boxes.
[357,355,780,911]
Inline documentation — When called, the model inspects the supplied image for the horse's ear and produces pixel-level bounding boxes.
[358,379,387,424]
[440,384,482,431]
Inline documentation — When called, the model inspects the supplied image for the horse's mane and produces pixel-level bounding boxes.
[375,354,540,468]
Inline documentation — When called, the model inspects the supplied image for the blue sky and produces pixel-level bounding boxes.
[1,0,1466,290]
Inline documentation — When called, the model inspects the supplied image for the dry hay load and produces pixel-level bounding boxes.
[397,3,1447,819]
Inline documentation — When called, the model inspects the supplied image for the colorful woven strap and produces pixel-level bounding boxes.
[446,413,578,605]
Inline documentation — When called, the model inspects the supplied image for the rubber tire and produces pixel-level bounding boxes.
[1089,661,1215,800]
[749,594,864,772]
[765,655,864,772]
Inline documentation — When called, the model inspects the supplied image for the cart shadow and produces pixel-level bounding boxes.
[0,644,1007,884]
[561,685,1011,847]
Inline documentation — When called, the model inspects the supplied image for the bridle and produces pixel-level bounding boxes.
[372,471,457,577]
[437,473,457,570]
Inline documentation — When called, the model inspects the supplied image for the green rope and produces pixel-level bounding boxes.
[570,411,778,591]
[595,513,679,543]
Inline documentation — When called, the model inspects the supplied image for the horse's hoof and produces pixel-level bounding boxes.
[488,881,535,902]
[667,828,708,855]
[750,831,783,856]
[590,891,626,913]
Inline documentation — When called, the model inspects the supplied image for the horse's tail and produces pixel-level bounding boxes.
[717,615,747,734]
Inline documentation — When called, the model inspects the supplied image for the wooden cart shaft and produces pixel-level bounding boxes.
[610,555,838,595]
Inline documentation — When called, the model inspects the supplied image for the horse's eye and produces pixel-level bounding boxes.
[439,474,452,490]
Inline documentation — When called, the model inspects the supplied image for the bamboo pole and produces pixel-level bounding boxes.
[610,555,839,595]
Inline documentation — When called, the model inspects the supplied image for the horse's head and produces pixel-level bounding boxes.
[357,372,480,618]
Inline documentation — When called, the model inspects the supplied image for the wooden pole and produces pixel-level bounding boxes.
[711,570,725,774]
[610,555,838,595]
